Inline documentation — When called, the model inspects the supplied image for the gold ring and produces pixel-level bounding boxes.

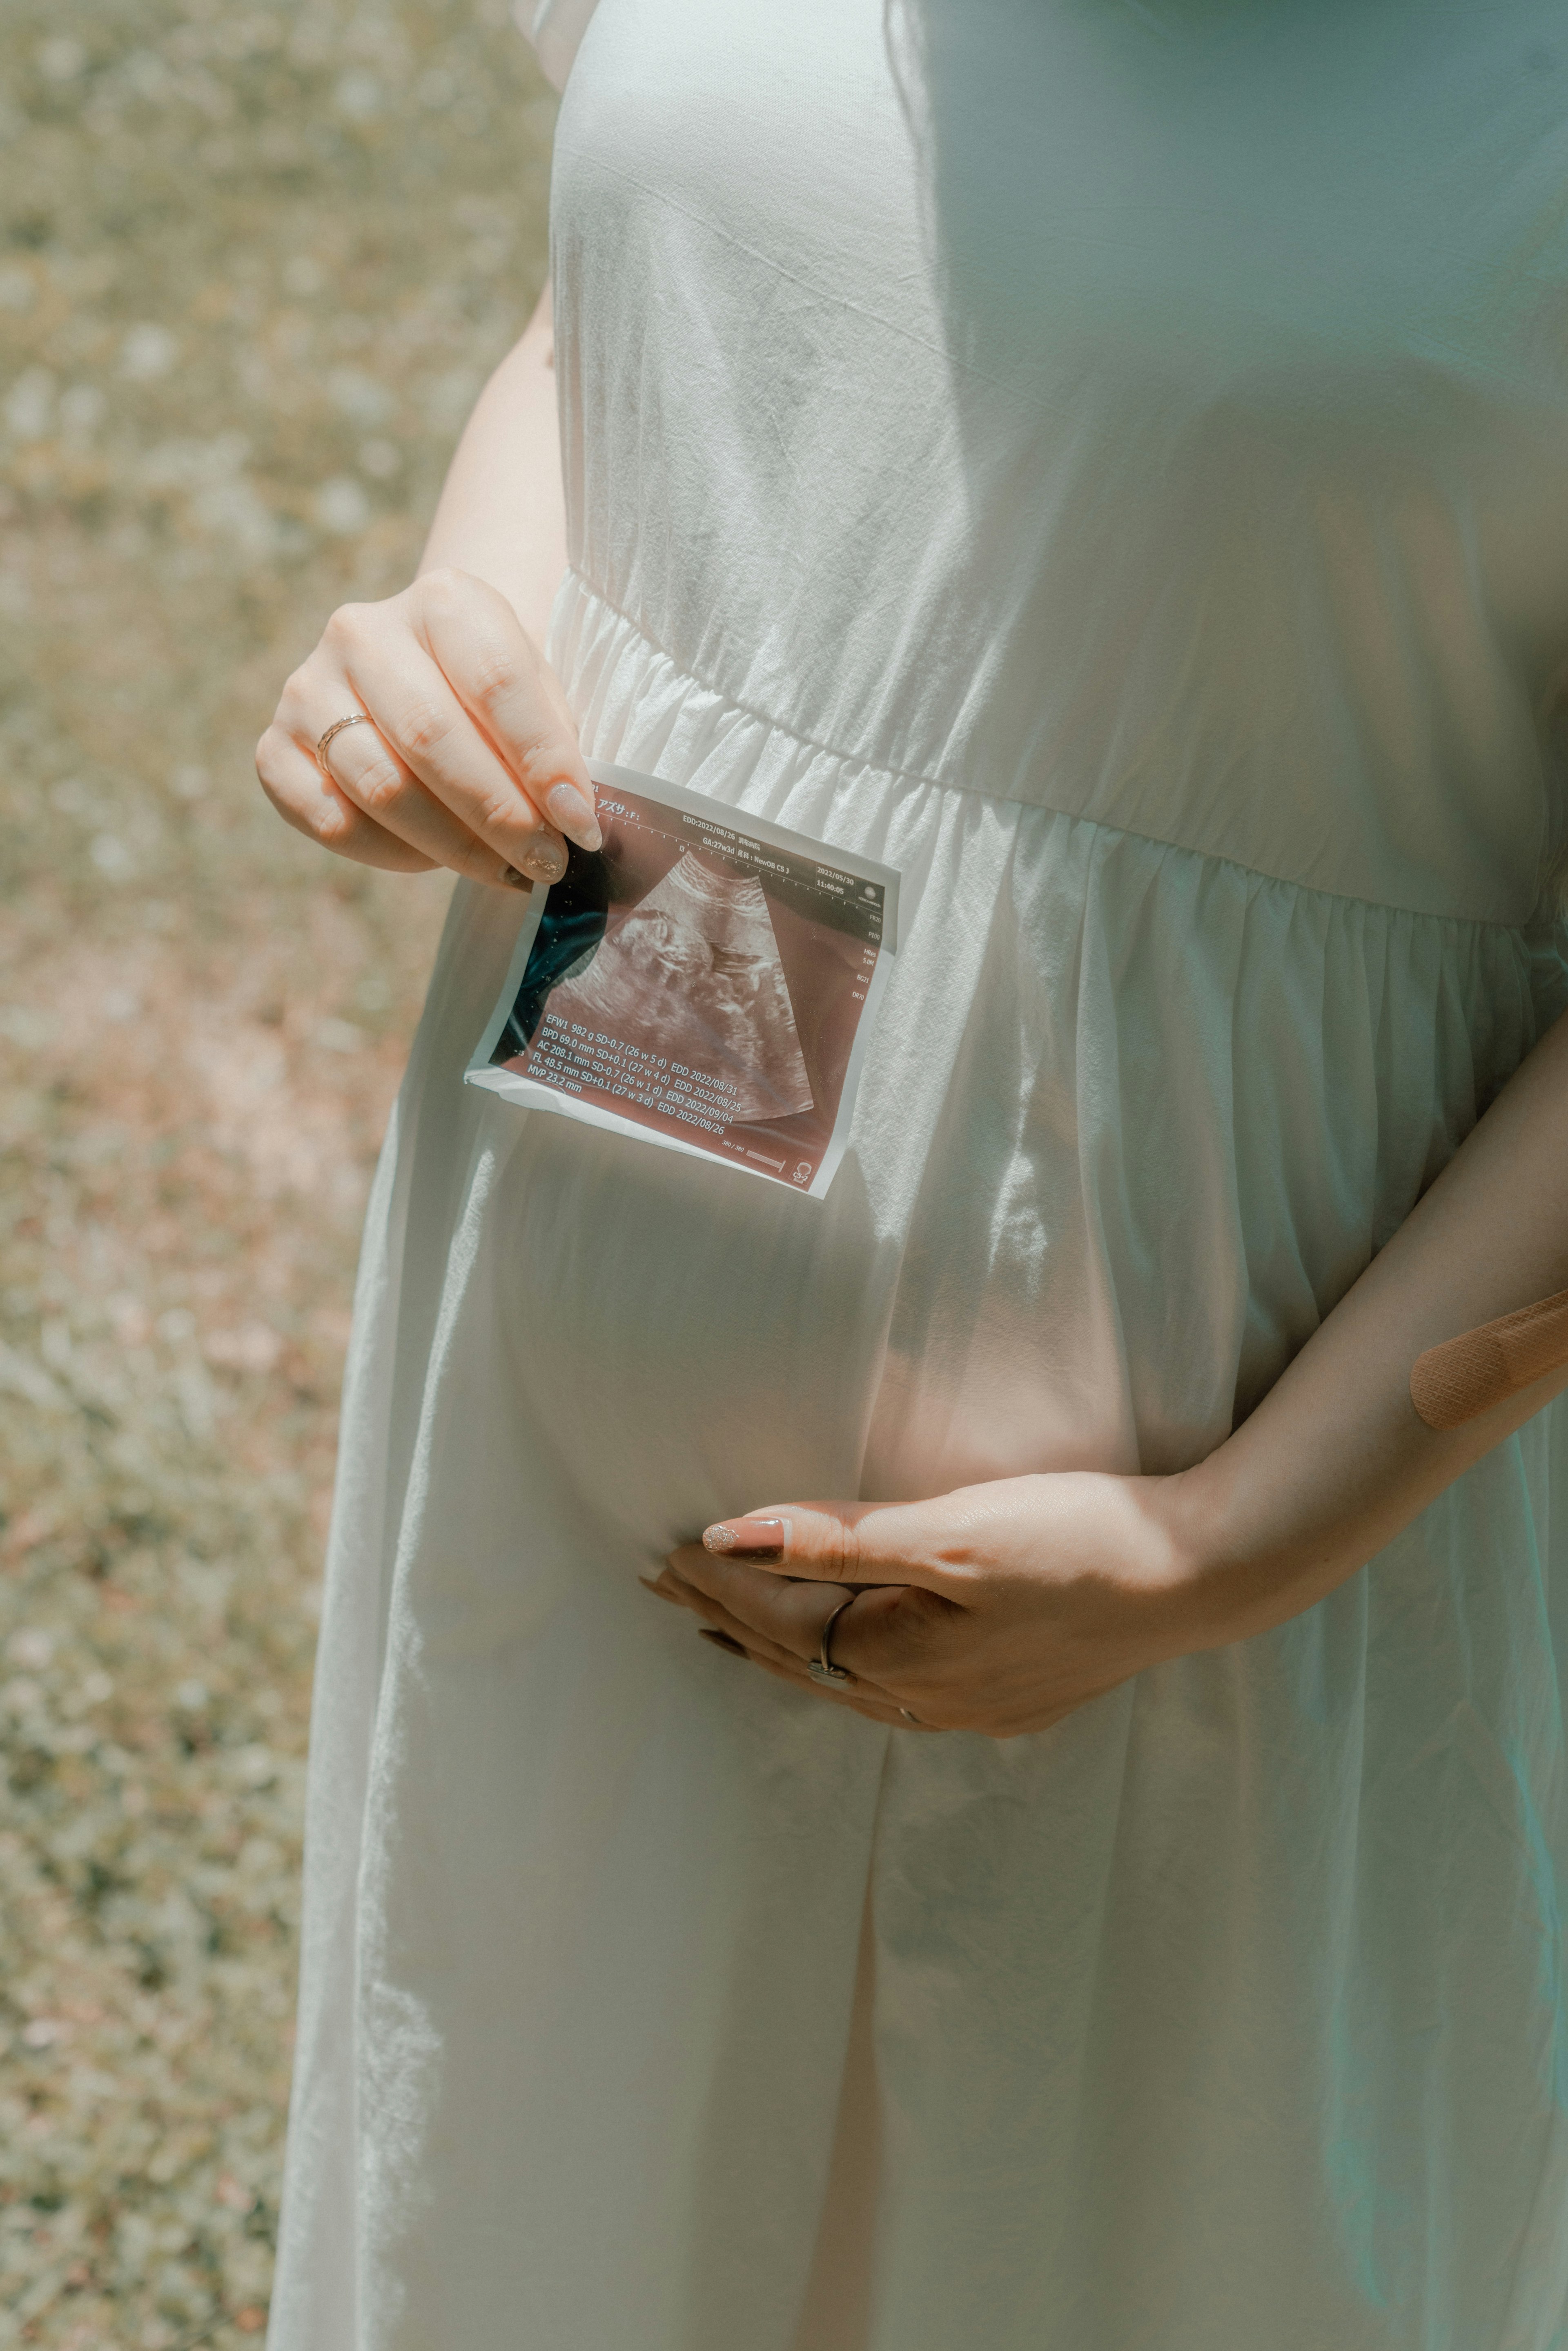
[316,712,370,772]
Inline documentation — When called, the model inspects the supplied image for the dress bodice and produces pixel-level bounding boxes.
[546,0,1568,919]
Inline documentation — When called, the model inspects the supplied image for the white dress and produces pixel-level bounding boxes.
[268,4,1568,2344]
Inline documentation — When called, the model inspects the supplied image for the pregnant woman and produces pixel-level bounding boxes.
[257,3,1568,2344]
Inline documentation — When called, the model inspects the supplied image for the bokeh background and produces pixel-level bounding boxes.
[0,6,554,2341]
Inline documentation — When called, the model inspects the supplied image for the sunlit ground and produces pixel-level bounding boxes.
[0,6,551,2341]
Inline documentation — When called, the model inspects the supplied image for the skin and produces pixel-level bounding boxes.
[261,285,1568,1740]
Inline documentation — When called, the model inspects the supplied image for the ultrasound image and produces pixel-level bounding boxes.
[547,852,814,1123]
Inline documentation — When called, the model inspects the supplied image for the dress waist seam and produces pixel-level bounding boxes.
[559,569,1562,938]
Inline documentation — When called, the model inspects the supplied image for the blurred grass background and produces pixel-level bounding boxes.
[0,6,553,2341]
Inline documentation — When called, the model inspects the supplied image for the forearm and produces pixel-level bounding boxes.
[418,281,567,649]
[1176,1003,1568,1640]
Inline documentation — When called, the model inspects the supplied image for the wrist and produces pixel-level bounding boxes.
[1149,1450,1277,1651]
[1156,1434,1370,1653]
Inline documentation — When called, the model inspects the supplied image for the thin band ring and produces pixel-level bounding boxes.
[806,1593,856,1687]
[316,712,371,773]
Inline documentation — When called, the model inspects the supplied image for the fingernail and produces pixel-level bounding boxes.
[544,780,602,851]
[517,836,568,885]
[703,1517,787,1560]
[699,1629,747,1658]
[501,865,533,892]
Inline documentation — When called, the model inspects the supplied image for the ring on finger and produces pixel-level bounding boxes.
[806,1593,856,1687]
[316,711,371,773]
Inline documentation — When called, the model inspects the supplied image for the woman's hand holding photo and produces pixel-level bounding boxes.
[255,566,600,891]
[255,283,590,897]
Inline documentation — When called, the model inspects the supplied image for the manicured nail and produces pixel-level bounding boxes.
[544,780,602,851]
[501,864,533,892]
[703,1517,787,1560]
[639,1575,679,1604]
[699,1629,747,1658]
[517,836,568,885]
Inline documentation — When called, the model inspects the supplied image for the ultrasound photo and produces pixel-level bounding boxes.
[466,760,900,1198]
[551,853,814,1123]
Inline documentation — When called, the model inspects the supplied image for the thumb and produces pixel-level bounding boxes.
[701,1500,955,1592]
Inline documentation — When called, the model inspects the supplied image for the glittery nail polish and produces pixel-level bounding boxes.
[518,837,568,885]
[703,1518,787,1560]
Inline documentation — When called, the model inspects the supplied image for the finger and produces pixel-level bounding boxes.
[647,1572,942,1729]
[641,1568,811,1671]
[272,653,537,890]
[659,1548,859,1668]
[650,1563,900,1694]
[660,1552,937,1708]
[255,720,440,875]
[695,1624,927,1729]
[414,569,601,852]
[648,1568,888,1706]
[324,629,575,887]
[307,704,544,890]
[698,1501,971,1598]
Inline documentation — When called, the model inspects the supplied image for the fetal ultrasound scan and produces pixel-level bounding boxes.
[466,760,900,1197]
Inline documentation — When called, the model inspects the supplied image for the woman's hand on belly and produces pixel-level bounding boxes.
[653,1000,1568,1733]
[648,1473,1227,1739]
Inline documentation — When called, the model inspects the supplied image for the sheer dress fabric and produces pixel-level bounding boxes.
[269,4,1568,2346]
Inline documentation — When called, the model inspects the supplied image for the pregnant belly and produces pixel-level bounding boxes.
[484,1101,894,1553]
